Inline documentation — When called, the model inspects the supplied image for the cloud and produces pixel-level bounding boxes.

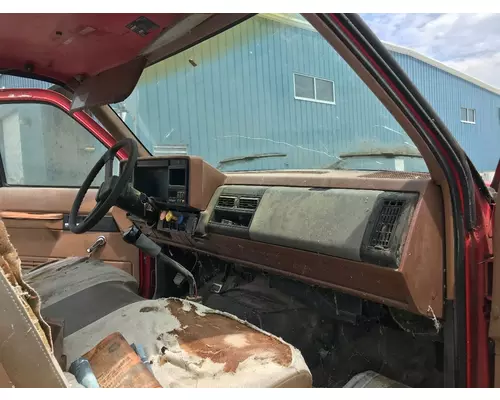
[361,13,500,88]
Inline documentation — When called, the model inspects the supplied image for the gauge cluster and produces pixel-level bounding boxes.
[133,158,188,207]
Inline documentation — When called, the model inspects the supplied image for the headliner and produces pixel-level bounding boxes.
[0,14,195,84]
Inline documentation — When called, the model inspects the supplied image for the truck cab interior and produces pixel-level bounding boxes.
[0,13,495,388]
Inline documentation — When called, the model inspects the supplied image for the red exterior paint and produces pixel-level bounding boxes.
[0,88,125,158]
[139,251,154,299]
[0,14,186,83]
[491,159,500,191]
[465,188,494,387]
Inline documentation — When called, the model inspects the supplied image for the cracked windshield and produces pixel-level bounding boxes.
[113,14,426,173]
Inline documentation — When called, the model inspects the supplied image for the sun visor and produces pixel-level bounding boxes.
[70,57,147,112]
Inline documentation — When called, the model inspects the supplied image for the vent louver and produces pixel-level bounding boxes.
[369,199,405,249]
[238,197,259,210]
[217,196,236,208]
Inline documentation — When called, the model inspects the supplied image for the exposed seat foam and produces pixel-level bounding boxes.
[26,258,312,387]
[65,297,312,388]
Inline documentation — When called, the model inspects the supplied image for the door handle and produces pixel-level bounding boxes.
[87,236,107,255]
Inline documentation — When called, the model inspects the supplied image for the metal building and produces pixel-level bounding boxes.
[1,13,499,174]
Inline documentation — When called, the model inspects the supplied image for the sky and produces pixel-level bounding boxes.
[360,13,500,88]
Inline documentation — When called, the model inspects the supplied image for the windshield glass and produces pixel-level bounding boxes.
[113,14,425,173]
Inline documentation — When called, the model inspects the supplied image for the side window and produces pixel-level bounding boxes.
[0,102,111,187]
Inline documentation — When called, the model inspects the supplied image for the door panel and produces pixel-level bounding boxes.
[0,186,139,278]
[0,90,139,280]
[0,212,63,230]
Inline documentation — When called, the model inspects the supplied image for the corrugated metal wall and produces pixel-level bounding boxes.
[391,53,500,171]
[124,16,414,171]
[0,75,51,89]
[123,15,500,171]
[1,15,499,172]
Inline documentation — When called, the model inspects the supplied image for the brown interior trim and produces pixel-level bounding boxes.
[90,106,150,157]
[133,164,444,317]
[0,211,63,220]
[1,218,62,231]
[134,156,226,211]
[111,207,133,233]
[151,232,411,311]
[0,187,101,214]
[0,187,140,281]
[303,14,455,301]
[146,14,251,67]
[225,170,431,192]
[0,363,13,388]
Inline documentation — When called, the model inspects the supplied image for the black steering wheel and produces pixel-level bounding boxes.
[69,138,138,234]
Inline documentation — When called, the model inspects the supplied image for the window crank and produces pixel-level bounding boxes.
[87,236,107,255]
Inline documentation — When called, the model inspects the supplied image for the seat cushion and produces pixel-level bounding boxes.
[25,257,138,309]
[25,257,142,337]
[64,298,312,388]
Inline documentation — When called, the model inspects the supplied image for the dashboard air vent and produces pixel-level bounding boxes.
[217,196,236,208]
[359,171,430,180]
[238,197,259,210]
[369,199,405,249]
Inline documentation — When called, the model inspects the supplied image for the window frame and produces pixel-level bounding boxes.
[0,92,120,189]
[293,72,336,105]
[460,107,476,124]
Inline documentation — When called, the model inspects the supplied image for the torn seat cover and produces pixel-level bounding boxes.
[64,298,312,388]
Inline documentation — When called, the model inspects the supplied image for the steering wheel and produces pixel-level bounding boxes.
[69,138,138,234]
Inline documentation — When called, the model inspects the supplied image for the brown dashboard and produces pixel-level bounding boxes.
[129,156,444,319]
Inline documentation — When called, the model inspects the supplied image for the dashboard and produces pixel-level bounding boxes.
[125,156,444,320]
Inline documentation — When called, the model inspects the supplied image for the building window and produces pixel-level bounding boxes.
[460,107,476,124]
[294,73,335,104]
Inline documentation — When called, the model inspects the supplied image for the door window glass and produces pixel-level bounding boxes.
[0,102,114,186]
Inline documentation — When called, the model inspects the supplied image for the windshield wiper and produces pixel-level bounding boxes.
[338,150,423,159]
[218,152,287,168]
[325,149,423,169]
